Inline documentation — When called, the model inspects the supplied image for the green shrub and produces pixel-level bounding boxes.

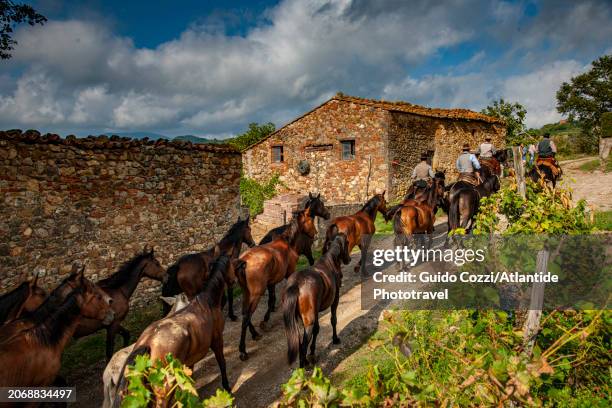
[593,210,612,231]
[122,353,233,408]
[240,173,283,216]
[472,179,593,235]
[278,310,610,407]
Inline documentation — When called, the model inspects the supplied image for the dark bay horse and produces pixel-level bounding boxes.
[0,273,47,325]
[283,233,351,367]
[392,176,444,251]
[448,174,500,233]
[323,192,388,274]
[162,216,256,319]
[386,172,446,220]
[479,149,508,178]
[259,192,330,265]
[73,247,167,360]
[114,247,239,405]
[237,207,317,361]
[529,159,561,188]
[0,274,114,388]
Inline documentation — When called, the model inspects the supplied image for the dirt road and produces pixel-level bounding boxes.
[559,157,612,211]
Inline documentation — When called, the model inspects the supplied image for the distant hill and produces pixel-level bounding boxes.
[103,132,229,144]
[533,121,582,137]
[173,135,227,144]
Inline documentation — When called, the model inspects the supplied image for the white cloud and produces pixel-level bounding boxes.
[0,0,609,135]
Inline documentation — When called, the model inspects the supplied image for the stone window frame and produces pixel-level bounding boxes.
[340,139,356,161]
[271,144,284,164]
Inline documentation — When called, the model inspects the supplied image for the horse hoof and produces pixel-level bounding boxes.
[229,315,238,322]
[253,333,263,341]
[239,353,249,361]
[306,354,317,365]
[259,321,268,330]
[332,337,341,345]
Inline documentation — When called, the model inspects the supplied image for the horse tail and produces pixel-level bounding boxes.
[448,193,460,231]
[112,345,150,408]
[161,262,180,314]
[323,224,338,254]
[283,284,301,365]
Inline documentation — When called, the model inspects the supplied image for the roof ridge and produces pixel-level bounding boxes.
[331,93,505,124]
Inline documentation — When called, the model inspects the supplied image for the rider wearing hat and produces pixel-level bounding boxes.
[476,136,497,159]
[411,153,435,183]
[456,144,481,184]
[536,132,561,176]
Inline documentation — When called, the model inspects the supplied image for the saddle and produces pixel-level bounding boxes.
[480,157,501,176]
[457,172,480,186]
[536,157,561,177]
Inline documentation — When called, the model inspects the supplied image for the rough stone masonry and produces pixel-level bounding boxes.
[0,129,241,306]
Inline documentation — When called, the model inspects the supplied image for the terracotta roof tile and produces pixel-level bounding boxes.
[333,94,505,124]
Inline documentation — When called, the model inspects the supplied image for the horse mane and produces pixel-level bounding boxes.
[360,195,381,218]
[199,255,230,307]
[322,235,344,265]
[26,273,78,324]
[32,287,84,347]
[0,281,29,322]
[98,251,150,289]
[280,212,302,246]
[219,218,249,248]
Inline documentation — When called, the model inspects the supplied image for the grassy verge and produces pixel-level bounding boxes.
[61,303,165,374]
[374,214,393,235]
[593,210,612,231]
[578,159,601,172]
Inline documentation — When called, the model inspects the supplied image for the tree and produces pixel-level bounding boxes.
[1,0,46,59]
[556,54,611,152]
[481,99,527,146]
[229,122,276,151]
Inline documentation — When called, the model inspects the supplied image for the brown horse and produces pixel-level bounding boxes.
[0,273,47,325]
[73,247,167,360]
[323,192,388,274]
[448,174,500,233]
[259,192,331,265]
[162,216,255,319]
[0,274,114,388]
[283,233,351,367]
[102,294,191,408]
[237,207,317,361]
[392,176,443,251]
[114,247,239,406]
[386,171,446,220]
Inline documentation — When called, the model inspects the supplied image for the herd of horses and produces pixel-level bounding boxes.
[0,150,561,406]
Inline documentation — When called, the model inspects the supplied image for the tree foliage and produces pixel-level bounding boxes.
[0,0,46,59]
[481,99,527,146]
[556,55,612,150]
[229,122,275,151]
[240,173,283,216]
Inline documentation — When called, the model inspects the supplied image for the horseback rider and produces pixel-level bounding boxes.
[411,153,434,185]
[476,136,496,159]
[536,132,561,176]
[456,143,481,185]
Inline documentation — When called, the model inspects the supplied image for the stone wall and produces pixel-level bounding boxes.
[243,99,390,205]
[0,130,241,306]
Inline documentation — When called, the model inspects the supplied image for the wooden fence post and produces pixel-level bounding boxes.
[512,146,526,198]
[522,249,549,355]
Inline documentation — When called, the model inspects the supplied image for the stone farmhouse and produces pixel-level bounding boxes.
[242,94,506,204]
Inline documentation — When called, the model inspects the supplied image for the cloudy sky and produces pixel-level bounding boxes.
[1,0,611,138]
